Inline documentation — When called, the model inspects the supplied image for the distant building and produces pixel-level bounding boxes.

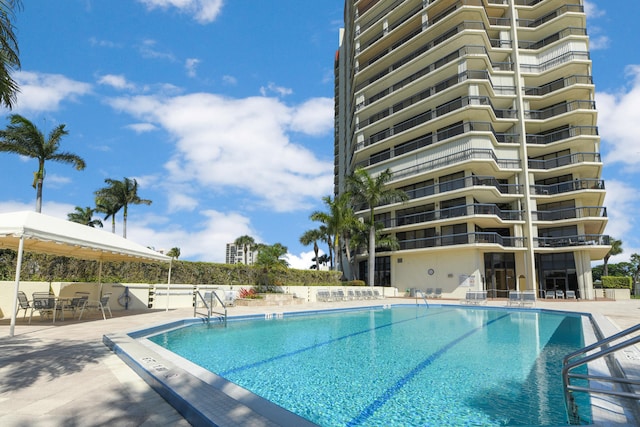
[334,0,609,299]
[225,243,257,265]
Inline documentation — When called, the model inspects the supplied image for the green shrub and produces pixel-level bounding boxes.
[602,276,632,289]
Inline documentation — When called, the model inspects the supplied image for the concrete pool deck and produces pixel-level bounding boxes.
[1,297,639,426]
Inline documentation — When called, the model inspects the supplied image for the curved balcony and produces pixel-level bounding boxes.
[535,234,610,248]
[524,75,592,96]
[398,232,526,250]
[516,4,583,28]
[525,100,595,121]
[528,152,600,170]
[533,206,607,222]
[532,179,604,195]
[383,203,523,228]
[403,175,522,201]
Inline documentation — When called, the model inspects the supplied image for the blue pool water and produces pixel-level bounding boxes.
[148,306,590,426]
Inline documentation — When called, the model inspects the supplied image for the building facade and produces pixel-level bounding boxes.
[225,243,257,265]
[334,0,609,299]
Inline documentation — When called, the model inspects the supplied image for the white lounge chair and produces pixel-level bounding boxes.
[565,290,576,299]
[507,291,521,306]
[520,291,536,307]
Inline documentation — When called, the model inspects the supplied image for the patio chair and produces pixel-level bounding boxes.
[347,289,356,300]
[434,288,443,298]
[373,290,383,299]
[545,290,556,299]
[507,291,521,306]
[521,291,536,307]
[79,293,113,320]
[566,290,577,299]
[425,288,434,298]
[62,292,90,319]
[555,290,565,299]
[16,291,32,319]
[29,292,60,324]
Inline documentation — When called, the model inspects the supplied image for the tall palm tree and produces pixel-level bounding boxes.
[348,167,407,286]
[603,238,623,277]
[67,206,103,228]
[300,228,323,270]
[0,0,21,109]
[95,177,151,238]
[234,235,255,264]
[95,193,120,234]
[166,247,180,259]
[0,114,86,212]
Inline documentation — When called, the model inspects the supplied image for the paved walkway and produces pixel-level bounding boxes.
[1,297,639,426]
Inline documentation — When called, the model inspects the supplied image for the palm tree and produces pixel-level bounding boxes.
[67,206,103,228]
[603,238,623,277]
[95,177,151,238]
[0,114,86,212]
[0,0,21,109]
[166,247,180,259]
[348,168,407,286]
[95,194,120,234]
[234,235,255,264]
[300,228,323,270]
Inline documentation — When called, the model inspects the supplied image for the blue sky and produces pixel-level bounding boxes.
[0,0,638,268]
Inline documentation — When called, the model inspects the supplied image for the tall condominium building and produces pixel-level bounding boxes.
[334,0,609,299]
[225,243,257,265]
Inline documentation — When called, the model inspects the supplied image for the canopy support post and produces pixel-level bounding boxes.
[9,236,25,337]
[166,258,173,312]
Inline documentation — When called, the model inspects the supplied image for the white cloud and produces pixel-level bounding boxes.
[285,249,324,270]
[138,0,223,24]
[107,92,334,212]
[138,39,176,62]
[127,209,256,262]
[601,180,639,241]
[0,200,75,220]
[290,97,334,136]
[596,65,640,170]
[260,82,293,97]
[185,58,200,77]
[98,74,136,91]
[584,1,605,19]
[10,71,92,113]
[126,123,158,133]
[222,75,237,86]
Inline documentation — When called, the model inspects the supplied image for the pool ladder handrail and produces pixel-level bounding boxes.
[415,289,429,308]
[562,322,640,424]
[194,290,227,326]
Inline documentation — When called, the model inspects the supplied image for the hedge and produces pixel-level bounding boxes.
[601,276,632,289]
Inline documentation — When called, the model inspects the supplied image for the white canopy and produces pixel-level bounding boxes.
[1,211,172,336]
[0,211,171,262]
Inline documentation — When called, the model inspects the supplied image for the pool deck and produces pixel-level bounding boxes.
[1,297,639,426]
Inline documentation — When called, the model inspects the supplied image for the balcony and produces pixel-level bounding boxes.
[404,175,522,201]
[526,126,597,145]
[525,100,595,121]
[524,75,592,96]
[533,206,607,221]
[528,152,600,170]
[535,234,610,248]
[383,203,523,228]
[516,4,583,28]
[532,179,604,195]
[398,232,525,250]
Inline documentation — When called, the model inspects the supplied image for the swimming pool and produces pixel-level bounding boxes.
[145,305,591,426]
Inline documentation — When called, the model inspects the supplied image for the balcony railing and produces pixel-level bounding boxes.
[404,175,522,201]
[520,51,590,74]
[385,203,523,228]
[535,234,610,248]
[533,206,607,221]
[525,100,595,121]
[390,147,521,182]
[519,27,587,50]
[524,75,592,97]
[516,4,584,28]
[528,152,600,170]
[532,179,604,195]
[526,126,598,145]
[398,232,526,250]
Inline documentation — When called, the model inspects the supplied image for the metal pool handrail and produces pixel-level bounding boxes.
[194,290,227,326]
[562,323,640,424]
[414,289,429,308]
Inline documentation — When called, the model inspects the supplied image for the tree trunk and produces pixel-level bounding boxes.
[35,179,43,213]
[123,205,128,238]
[368,225,375,286]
